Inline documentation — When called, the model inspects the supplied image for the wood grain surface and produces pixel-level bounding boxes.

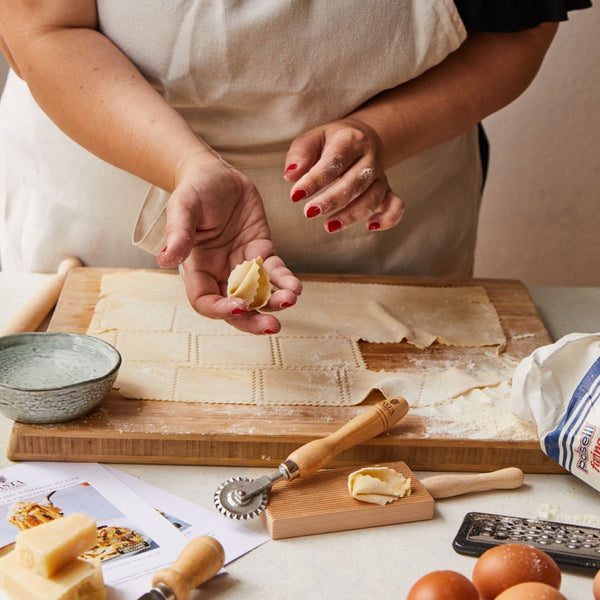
[7,268,563,473]
[262,461,434,539]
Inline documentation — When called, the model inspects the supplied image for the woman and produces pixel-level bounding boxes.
[0,1,590,334]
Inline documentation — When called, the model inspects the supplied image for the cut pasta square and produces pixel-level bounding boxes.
[195,334,276,367]
[275,336,365,369]
[115,331,191,362]
[115,362,176,400]
[259,368,357,406]
[174,367,255,403]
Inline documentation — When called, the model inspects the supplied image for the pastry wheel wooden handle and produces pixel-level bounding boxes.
[287,397,409,477]
[151,536,225,600]
[421,467,525,499]
[0,256,82,335]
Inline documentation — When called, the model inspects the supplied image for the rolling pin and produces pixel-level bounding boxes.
[421,467,525,499]
[138,536,225,600]
[0,257,82,335]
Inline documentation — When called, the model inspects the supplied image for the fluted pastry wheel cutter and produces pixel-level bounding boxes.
[214,397,408,519]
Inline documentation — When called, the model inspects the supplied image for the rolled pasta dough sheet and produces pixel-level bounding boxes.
[87,271,508,409]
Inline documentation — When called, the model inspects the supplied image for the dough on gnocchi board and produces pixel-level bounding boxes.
[348,466,412,505]
[87,271,510,411]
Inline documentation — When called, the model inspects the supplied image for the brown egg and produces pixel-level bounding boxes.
[472,544,561,600]
[407,570,479,600]
[495,581,566,599]
[594,569,600,600]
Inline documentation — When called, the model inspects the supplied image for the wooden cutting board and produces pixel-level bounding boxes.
[7,268,562,473]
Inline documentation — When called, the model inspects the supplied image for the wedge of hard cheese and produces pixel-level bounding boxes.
[0,552,105,600]
[14,513,97,578]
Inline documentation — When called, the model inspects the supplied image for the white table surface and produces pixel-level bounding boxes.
[1,274,599,599]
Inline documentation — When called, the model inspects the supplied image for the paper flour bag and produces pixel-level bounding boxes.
[511,332,600,491]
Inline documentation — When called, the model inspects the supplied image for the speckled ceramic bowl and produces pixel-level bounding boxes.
[0,333,121,423]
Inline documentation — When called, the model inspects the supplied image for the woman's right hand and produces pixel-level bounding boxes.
[156,152,302,335]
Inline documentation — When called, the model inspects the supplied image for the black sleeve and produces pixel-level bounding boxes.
[454,0,592,32]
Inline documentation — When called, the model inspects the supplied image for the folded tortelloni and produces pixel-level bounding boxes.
[348,466,412,506]
[227,257,272,310]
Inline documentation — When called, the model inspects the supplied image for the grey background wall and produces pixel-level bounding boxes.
[0,7,598,284]
[474,7,599,286]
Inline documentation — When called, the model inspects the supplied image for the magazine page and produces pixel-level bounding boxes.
[106,466,269,564]
[0,462,187,599]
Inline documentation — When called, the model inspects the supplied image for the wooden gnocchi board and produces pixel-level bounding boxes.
[262,461,434,539]
[7,268,563,473]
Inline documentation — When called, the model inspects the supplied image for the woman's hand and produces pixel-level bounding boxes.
[283,23,558,239]
[284,119,405,233]
[156,153,302,335]
[0,1,300,335]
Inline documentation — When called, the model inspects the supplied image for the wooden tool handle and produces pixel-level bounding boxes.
[421,467,524,499]
[0,257,82,335]
[151,536,225,600]
[287,397,408,477]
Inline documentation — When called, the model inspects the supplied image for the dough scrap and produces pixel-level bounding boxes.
[348,466,411,505]
[227,257,271,310]
[276,281,505,349]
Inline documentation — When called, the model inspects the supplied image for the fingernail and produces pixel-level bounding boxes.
[327,220,342,232]
[281,302,292,308]
[285,163,297,173]
[292,189,307,202]
[264,329,278,335]
[306,205,321,218]
[159,246,168,255]
[368,222,381,231]
[232,308,246,315]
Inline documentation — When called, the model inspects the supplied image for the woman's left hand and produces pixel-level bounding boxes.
[284,119,405,233]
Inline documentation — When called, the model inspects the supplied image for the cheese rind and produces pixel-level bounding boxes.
[14,513,98,578]
[0,552,106,600]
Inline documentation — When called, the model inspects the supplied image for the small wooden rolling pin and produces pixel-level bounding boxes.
[0,257,82,335]
[421,467,525,499]
[138,536,225,600]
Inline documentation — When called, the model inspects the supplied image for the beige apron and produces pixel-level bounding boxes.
[0,0,481,277]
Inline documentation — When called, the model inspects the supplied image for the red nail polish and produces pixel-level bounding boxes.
[232,308,246,315]
[306,205,321,218]
[159,246,168,255]
[292,189,307,202]
[285,163,297,173]
[327,220,342,232]
[281,302,292,308]
[264,329,277,335]
[368,222,381,231]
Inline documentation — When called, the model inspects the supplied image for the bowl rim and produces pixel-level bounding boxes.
[0,332,122,393]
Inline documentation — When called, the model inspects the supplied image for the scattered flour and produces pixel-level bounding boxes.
[536,503,600,527]
[374,364,536,440]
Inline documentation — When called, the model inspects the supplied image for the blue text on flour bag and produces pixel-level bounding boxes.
[545,357,600,477]
[511,333,600,492]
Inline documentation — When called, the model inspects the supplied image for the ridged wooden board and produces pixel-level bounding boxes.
[262,461,434,539]
[7,268,563,473]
